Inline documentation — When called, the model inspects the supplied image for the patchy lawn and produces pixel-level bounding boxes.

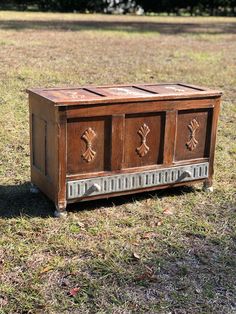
[0,12,235,314]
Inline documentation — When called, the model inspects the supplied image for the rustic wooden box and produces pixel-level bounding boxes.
[27,83,222,217]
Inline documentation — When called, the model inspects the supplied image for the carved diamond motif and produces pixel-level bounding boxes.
[186,119,199,151]
[81,128,96,162]
[136,123,150,157]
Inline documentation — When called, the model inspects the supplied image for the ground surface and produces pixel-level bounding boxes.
[0,12,235,314]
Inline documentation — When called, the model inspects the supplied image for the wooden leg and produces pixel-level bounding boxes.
[203,179,214,192]
[54,201,68,218]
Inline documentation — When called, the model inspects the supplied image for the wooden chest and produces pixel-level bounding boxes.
[27,83,222,217]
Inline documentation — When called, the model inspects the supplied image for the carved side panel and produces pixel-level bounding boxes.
[186,119,199,151]
[81,128,96,162]
[136,124,150,157]
[32,114,46,174]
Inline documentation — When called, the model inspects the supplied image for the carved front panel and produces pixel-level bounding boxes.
[124,113,165,168]
[175,109,212,161]
[67,116,111,174]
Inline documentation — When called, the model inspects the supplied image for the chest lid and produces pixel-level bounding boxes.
[27,83,222,106]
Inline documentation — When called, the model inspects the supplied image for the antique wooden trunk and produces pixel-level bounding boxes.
[27,83,222,217]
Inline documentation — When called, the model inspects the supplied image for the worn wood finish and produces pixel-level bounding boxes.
[163,110,177,165]
[65,98,215,119]
[27,83,222,215]
[57,108,67,212]
[111,114,125,171]
[206,98,221,187]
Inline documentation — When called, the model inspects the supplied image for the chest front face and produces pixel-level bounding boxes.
[64,97,215,181]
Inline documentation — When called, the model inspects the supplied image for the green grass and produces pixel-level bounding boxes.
[0,12,236,314]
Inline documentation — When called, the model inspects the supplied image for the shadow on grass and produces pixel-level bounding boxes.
[0,19,235,34]
[0,182,54,218]
[68,185,195,214]
[0,182,195,218]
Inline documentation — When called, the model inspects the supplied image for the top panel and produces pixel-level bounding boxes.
[96,86,155,97]
[31,88,104,102]
[27,83,222,106]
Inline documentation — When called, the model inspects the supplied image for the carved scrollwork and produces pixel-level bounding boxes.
[136,123,150,157]
[186,119,199,151]
[81,128,96,162]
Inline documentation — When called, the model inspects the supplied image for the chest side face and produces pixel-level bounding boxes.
[175,108,213,161]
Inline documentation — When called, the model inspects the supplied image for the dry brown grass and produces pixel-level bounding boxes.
[0,12,235,314]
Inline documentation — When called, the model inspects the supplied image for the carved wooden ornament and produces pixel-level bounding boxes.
[136,123,150,157]
[81,128,96,162]
[186,119,199,151]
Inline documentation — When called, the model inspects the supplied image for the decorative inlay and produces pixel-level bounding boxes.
[136,123,150,157]
[186,119,199,151]
[81,128,96,162]
[66,91,86,99]
[165,86,185,92]
[107,87,150,96]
